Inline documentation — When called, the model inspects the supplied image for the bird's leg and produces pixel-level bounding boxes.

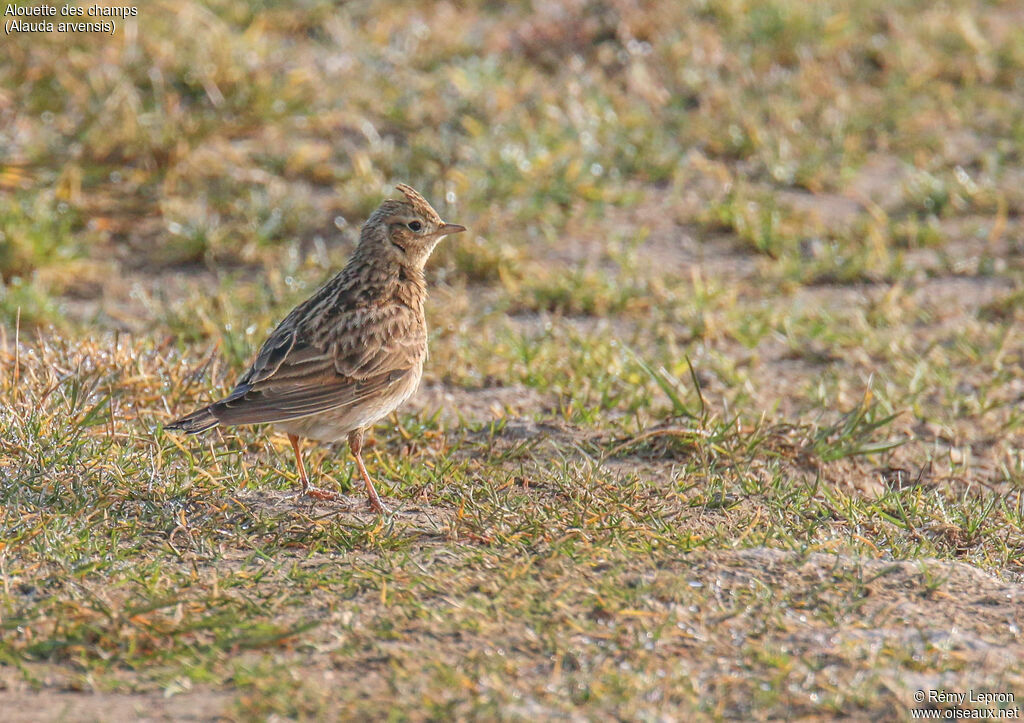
[349,429,390,515]
[289,433,336,501]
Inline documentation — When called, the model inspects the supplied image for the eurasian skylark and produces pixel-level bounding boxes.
[166,184,465,514]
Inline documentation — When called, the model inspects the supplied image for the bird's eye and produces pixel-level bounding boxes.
[407,221,422,232]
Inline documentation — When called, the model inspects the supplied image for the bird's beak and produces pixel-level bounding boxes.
[437,223,466,236]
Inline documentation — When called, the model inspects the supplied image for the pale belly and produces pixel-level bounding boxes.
[273,364,423,442]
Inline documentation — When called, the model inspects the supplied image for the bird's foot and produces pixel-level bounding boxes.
[367,496,392,516]
[302,486,338,502]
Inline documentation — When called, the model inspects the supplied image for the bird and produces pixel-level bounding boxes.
[165,184,466,514]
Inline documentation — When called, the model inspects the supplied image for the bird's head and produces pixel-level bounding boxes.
[360,184,466,270]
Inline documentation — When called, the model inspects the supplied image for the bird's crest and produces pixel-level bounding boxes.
[396,184,441,222]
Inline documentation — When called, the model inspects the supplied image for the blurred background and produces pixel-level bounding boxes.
[4,0,1021,335]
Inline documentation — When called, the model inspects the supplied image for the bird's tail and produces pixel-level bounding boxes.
[165,406,220,434]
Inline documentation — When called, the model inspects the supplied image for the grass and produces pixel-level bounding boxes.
[3,0,1024,719]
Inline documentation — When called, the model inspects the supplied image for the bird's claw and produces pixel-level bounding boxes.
[302,486,338,501]
[368,498,392,515]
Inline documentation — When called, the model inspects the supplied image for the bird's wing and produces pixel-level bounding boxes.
[210,305,424,426]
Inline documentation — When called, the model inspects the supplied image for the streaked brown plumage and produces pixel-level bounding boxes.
[166,184,465,514]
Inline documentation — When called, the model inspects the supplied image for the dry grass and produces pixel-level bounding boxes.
[3,0,1024,719]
